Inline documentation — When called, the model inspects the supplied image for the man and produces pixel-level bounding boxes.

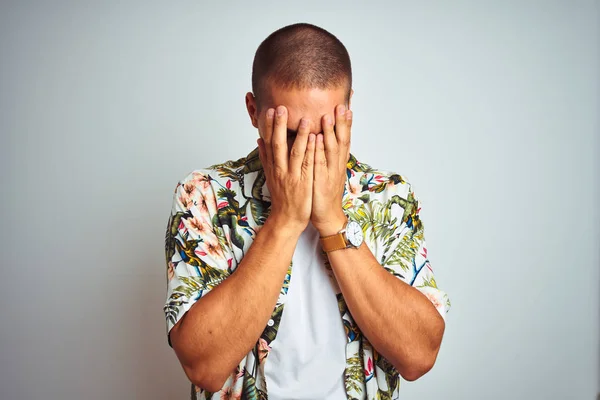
[164,23,450,400]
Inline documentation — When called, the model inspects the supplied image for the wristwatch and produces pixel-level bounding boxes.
[320,218,364,252]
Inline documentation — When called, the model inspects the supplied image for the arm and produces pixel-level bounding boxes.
[170,215,300,392]
[168,105,315,391]
[320,213,445,381]
[311,104,447,381]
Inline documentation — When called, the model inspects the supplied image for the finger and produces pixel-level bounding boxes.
[262,108,275,165]
[302,133,316,179]
[289,118,311,176]
[322,113,338,168]
[272,105,289,173]
[335,105,352,169]
[314,133,327,180]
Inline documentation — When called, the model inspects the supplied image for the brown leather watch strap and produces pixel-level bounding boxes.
[320,233,347,252]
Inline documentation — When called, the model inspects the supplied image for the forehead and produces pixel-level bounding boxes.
[265,86,348,133]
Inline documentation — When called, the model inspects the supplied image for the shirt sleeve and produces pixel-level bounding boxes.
[375,182,451,320]
[163,172,234,340]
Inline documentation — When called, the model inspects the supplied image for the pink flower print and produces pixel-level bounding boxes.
[258,338,271,365]
[183,181,196,197]
[178,191,194,210]
[346,181,362,200]
[186,216,212,237]
[364,357,374,380]
[196,194,216,217]
[205,238,225,259]
[192,172,211,190]
[423,291,442,311]
[219,369,244,400]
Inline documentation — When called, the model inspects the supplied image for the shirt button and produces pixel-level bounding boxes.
[267,319,274,327]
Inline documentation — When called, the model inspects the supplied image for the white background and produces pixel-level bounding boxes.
[1,1,598,399]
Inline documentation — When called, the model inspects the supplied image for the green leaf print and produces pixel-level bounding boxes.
[249,198,269,226]
[241,148,262,174]
[373,348,399,392]
[210,157,246,182]
[217,187,240,210]
[417,275,438,289]
[165,211,188,265]
[251,170,267,200]
[242,369,259,400]
[345,354,364,396]
[376,388,393,400]
[260,303,284,345]
[165,275,228,326]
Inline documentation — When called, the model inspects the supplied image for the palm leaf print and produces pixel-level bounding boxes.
[373,348,399,391]
[165,211,189,264]
[381,222,424,273]
[418,275,438,289]
[241,148,262,174]
[242,369,259,400]
[210,157,245,182]
[345,354,364,396]
[260,303,284,345]
[251,170,267,200]
[217,187,240,211]
[376,388,393,400]
[249,198,269,226]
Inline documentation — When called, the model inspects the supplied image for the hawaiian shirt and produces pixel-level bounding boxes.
[164,147,450,400]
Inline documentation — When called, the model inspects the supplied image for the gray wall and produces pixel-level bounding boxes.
[1,1,598,399]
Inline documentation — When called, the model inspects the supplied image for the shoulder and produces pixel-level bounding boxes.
[346,154,417,204]
[171,154,248,211]
[345,155,425,233]
[174,154,248,193]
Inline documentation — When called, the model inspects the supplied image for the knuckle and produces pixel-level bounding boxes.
[290,146,302,159]
[272,141,285,152]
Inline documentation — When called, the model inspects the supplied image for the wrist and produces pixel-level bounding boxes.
[264,212,306,239]
[314,211,348,237]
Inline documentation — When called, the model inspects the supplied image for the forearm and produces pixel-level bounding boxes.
[170,216,301,391]
[328,242,445,381]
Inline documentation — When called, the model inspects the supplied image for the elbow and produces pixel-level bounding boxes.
[183,362,228,393]
[398,323,444,382]
[398,348,438,382]
[400,357,435,382]
[170,324,229,392]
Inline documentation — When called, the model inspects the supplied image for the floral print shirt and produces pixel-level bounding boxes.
[164,147,450,400]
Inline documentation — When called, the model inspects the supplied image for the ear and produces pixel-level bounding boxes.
[245,92,259,129]
[348,89,354,110]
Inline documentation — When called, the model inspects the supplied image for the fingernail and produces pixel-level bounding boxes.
[267,109,274,118]
[326,115,332,125]
[339,105,346,115]
[277,106,285,116]
[309,133,315,142]
[300,118,308,128]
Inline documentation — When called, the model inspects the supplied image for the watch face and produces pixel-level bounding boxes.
[346,220,364,247]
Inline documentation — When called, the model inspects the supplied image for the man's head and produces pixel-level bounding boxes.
[246,23,353,138]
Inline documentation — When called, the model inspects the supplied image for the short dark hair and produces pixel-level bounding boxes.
[251,23,352,109]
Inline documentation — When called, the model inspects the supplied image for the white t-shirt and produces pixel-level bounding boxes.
[264,222,348,400]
